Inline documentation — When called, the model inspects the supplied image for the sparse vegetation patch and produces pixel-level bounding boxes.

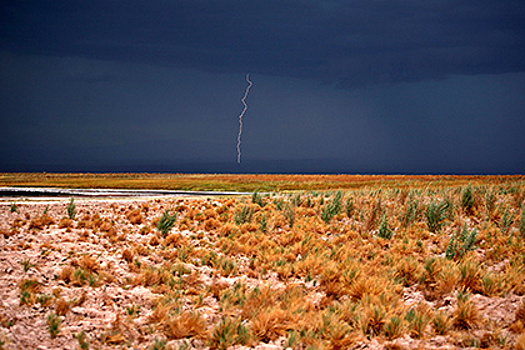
[0,174,524,349]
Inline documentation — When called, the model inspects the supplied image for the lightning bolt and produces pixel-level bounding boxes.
[236,73,253,164]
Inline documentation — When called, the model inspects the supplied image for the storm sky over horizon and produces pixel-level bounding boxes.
[1,1,524,174]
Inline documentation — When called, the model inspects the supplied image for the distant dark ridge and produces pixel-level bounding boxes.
[0,187,249,198]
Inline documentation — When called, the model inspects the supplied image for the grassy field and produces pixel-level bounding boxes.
[1,174,525,349]
[1,172,523,192]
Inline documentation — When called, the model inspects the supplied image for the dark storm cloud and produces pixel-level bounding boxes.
[2,0,524,87]
[1,1,524,174]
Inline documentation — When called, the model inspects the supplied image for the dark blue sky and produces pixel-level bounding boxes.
[1,1,524,174]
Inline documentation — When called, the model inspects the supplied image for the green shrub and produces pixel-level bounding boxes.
[402,198,419,228]
[273,198,284,211]
[252,191,264,207]
[47,312,61,339]
[345,197,354,218]
[321,191,342,224]
[67,197,76,220]
[157,210,177,236]
[377,214,393,239]
[425,200,450,233]
[74,331,90,350]
[259,214,268,233]
[484,189,496,220]
[445,224,478,260]
[519,205,525,239]
[284,204,295,228]
[291,193,302,207]
[234,205,253,225]
[461,184,474,214]
[498,206,515,236]
[209,317,251,350]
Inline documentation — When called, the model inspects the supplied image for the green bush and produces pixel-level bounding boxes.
[519,205,525,239]
[234,205,253,225]
[461,184,474,214]
[47,312,61,339]
[251,191,265,207]
[157,210,177,236]
[345,197,354,218]
[209,317,251,350]
[445,224,478,260]
[321,191,342,224]
[10,203,19,213]
[425,200,450,233]
[284,204,295,228]
[498,206,515,236]
[67,197,76,219]
[402,199,419,228]
[378,214,394,239]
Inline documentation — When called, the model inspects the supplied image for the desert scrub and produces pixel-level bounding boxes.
[20,258,35,273]
[19,278,41,306]
[127,209,144,224]
[425,199,451,233]
[284,204,295,228]
[251,190,265,207]
[432,310,453,335]
[358,302,387,337]
[484,189,496,220]
[344,196,354,217]
[10,203,19,213]
[383,315,404,340]
[445,224,478,260]
[498,206,515,236]
[47,312,61,339]
[162,311,207,340]
[58,255,102,287]
[321,190,342,224]
[461,184,475,215]
[157,210,177,236]
[457,258,483,292]
[209,317,252,350]
[259,214,268,233]
[291,192,302,207]
[405,306,430,339]
[28,214,55,230]
[453,289,481,330]
[67,197,76,219]
[234,204,253,225]
[377,214,394,239]
[518,203,525,239]
[73,331,89,350]
[401,197,420,228]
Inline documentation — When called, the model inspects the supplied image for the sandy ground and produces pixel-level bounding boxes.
[0,196,523,350]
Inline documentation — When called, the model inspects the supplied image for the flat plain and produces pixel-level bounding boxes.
[1,173,525,349]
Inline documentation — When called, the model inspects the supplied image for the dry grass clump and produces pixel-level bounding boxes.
[28,214,55,230]
[55,297,70,316]
[0,227,17,238]
[209,316,252,350]
[432,310,453,335]
[452,290,481,330]
[162,311,207,340]
[58,217,74,230]
[121,248,134,263]
[100,314,130,345]
[19,278,41,306]
[126,209,144,224]
[58,255,102,287]
[516,332,525,350]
